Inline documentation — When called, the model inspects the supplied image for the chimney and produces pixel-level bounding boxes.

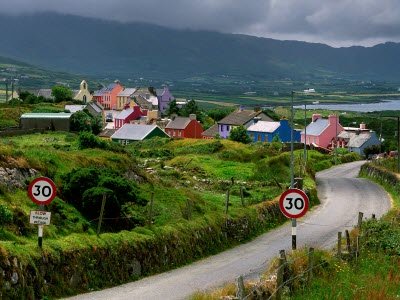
[312,114,322,122]
[171,113,177,120]
[328,114,338,125]
[189,114,196,120]
[253,116,261,124]
[360,122,366,130]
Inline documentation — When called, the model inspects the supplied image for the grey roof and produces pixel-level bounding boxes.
[64,105,86,113]
[99,128,117,138]
[111,124,164,141]
[156,89,164,96]
[302,118,329,136]
[87,102,103,113]
[71,90,79,98]
[115,108,134,120]
[37,89,53,99]
[21,113,72,119]
[218,110,272,126]
[118,88,137,97]
[348,132,373,148]
[247,121,280,133]
[202,123,219,137]
[165,117,191,129]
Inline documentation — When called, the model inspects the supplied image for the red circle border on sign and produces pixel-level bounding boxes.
[27,177,57,206]
[279,188,309,219]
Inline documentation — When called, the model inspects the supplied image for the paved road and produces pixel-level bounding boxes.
[67,161,391,300]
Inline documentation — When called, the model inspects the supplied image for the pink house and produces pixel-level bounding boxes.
[93,81,124,110]
[301,114,344,149]
[114,106,148,129]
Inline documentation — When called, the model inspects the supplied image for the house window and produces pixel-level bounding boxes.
[83,95,87,103]
[258,134,262,141]
[226,125,230,131]
[178,131,182,137]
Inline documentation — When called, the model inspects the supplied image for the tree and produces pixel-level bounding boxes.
[51,85,73,103]
[181,99,200,117]
[229,125,251,144]
[165,99,180,116]
[70,110,103,133]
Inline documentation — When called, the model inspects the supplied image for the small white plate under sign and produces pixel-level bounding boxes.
[30,211,51,225]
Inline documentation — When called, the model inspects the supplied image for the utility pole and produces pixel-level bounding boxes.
[290,91,296,250]
[304,102,307,167]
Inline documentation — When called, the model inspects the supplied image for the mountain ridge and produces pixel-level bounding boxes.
[0,12,399,81]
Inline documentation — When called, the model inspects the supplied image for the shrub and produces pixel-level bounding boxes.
[0,205,13,227]
[78,131,108,150]
[229,126,251,144]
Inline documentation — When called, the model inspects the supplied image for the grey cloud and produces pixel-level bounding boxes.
[1,0,400,46]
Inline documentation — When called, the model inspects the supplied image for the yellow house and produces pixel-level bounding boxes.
[73,80,92,103]
[116,88,137,110]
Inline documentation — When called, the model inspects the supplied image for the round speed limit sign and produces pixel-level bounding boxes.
[28,177,57,205]
[279,188,309,219]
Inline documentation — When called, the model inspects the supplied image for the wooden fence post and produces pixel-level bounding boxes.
[276,254,285,300]
[337,232,342,258]
[225,189,230,215]
[345,229,352,254]
[307,247,314,286]
[97,194,106,236]
[236,275,245,300]
[358,212,364,231]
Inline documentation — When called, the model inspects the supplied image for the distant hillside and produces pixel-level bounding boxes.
[0,13,400,81]
[0,55,98,91]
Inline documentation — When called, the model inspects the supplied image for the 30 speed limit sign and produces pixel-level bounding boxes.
[28,177,57,205]
[279,188,309,219]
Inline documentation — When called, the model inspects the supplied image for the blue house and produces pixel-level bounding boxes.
[247,119,300,142]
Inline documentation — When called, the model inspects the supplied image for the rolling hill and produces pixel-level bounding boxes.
[0,13,399,82]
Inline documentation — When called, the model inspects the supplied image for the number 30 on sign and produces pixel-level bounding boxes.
[279,188,309,219]
[28,177,57,205]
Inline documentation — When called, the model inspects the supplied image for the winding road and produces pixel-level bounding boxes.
[67,161,391,300]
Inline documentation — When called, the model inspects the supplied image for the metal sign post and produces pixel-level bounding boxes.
[27,177,57,248]
[279,188,309,250]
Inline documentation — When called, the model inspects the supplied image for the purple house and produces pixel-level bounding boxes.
[217,109,274,139]
[156,87,175,114]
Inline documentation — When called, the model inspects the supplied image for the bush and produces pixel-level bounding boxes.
[78,131,108,150]
[61,167,146,230]
[229,125,251,144]
[0,205,13,227]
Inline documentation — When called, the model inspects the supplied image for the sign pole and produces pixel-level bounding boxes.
[292,218,296,250]
[279,188,309,251]
[28,177,57,249]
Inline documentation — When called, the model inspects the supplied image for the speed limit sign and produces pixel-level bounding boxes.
[279,188,309,219]
[28,177,57,205]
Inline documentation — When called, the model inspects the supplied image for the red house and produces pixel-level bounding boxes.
[93,81,124,110]
[114,106,148,129]
[165,114,203,139]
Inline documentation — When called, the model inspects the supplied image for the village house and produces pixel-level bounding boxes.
[337,123,381,156]
[301,114,344,149]
[111,124,169,144]
[37,80,92,102]
[131,88,158,111]
[217,108,273,139]
[93,81,124,109]
[202,123,219,139]
[247,119,300,142]
[165,114,203,139]
[114,106,148,129]
[156,86,175,114]
[116,88,137,110]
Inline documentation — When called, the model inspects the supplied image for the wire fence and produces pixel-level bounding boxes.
[230,211,376,300]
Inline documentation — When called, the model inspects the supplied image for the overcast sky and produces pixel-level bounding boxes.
[2,0,400,47]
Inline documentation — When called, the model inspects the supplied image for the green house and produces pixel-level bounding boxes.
[111,124,169,144]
